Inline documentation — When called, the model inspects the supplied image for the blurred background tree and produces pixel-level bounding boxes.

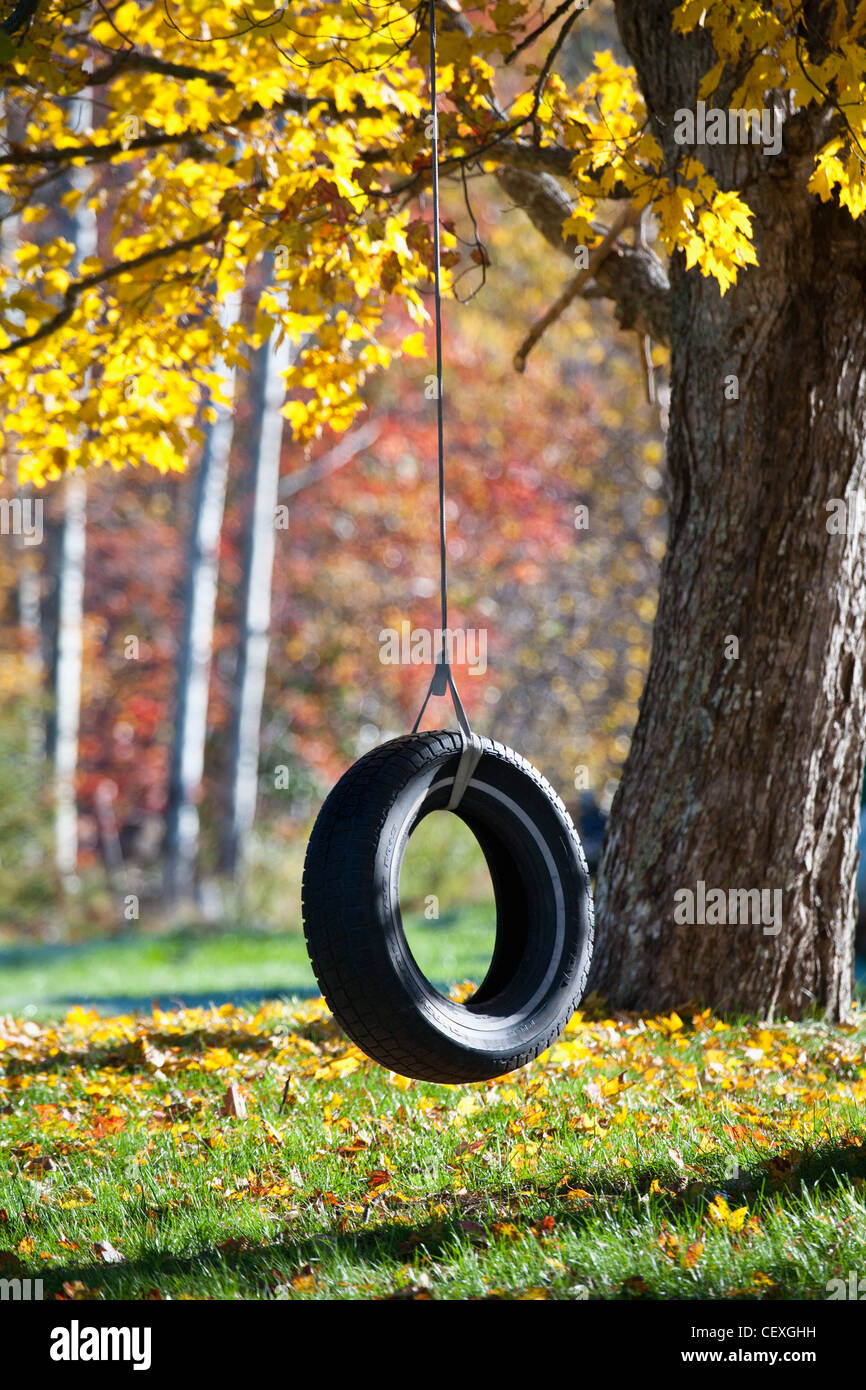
[0,167,667,937]
[2,0,864,1018]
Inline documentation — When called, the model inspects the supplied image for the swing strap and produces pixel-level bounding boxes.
[412,659,484,810]
[409,0,483,811]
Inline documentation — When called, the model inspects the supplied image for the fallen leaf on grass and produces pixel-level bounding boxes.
[533,1215,556,1237]
[139,1041,169,1072]
[454,1135,490,1159]
[291,1263,316,1292]
[217,1235,250,1255]
[657,1227,680,1260]
[622,1275,649,1295]
[335,1140,368,1157]
[92,1240,124,1264]
[59,1185,96,1209]
[25,1155,59,1175]
[491,1222,521,1242]
[386,1270,432,1299]
[221,1084,247,1120]
[708,1195,749,1231]
[88,1111,127,1139]
[260,1118,284,1145]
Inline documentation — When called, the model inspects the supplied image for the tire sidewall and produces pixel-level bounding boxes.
[342,735,593,1077]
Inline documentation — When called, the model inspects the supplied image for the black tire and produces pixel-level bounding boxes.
[301,731,594,1083]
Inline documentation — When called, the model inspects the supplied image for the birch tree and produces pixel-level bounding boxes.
[163,292,242,904]
[219,313,294,876]
[6,1,866,1015]
[51,90,96,884]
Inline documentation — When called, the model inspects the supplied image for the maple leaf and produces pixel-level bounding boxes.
[366,1169,391,1190]
[708,1195,750,1231]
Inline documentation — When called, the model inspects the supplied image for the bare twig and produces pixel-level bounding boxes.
[513,205,639,372]
[504,0,588,65]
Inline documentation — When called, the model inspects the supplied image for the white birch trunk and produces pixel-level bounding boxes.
[0,100,44,761]
[53,90,97,883]
[53,471,86,881]
[163,292,243,903]
[220,327,294,875]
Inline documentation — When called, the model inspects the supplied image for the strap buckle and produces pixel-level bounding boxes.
[412,659,484,810]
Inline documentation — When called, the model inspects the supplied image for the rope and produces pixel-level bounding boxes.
[410,0,484,808]
[428,0,448,641]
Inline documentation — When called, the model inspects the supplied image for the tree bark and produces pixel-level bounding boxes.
[1,119,43,765]
[219,322,293,877]
[52,471,86,884]
[49,91,97,885]
[587,0,866,1020]
[163,293,242,904]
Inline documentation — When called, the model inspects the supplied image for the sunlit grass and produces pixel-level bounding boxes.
[1,989,864,1300]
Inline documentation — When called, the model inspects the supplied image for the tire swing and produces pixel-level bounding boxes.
[301,0,594,1083]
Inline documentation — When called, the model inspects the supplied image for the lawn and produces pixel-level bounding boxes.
[1,935,865,1300]
[0,910,496,1020]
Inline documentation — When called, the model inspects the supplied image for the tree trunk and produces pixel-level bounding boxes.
[219,325,293,876]
[590,1,866,1020]
[2,149,43,765]
[163,293,242,905]
[52,472,87,884]
[15,516,43,764]
[50,93,96,885]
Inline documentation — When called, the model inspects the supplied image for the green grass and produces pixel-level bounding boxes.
[0,812,501,1019]
[0,911,498,1021]
[1,979,865,1300]
[0,929,313,1019]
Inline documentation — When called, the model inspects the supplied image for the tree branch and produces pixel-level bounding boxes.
[496,164,670,344]
[0,88,382,169]
[505,0,589,65]
[84,50,233,90]
[514,204,640,371]
[278,420,380,497]
[0,218,227,355]
[1,0,40,36]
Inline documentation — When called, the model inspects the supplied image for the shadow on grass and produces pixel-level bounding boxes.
[0,925,469,1017]
[40,987,319,1014]
[3,1014,345,1077]
[24,1137,866,1301]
